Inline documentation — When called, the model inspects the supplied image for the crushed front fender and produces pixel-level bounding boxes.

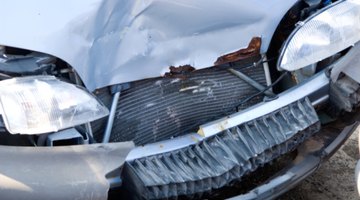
[0,142,133,200]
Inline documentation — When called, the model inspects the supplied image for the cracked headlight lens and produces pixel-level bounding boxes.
[278,0,360,71]
[0,76,109,134]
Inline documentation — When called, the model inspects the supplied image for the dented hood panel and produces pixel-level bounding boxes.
[0,0,296,91]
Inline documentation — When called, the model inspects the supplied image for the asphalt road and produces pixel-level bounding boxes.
[279,128,360,200]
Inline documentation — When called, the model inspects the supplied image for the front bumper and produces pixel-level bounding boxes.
[122,70,329,199]
[0,42,359,200]
[124,97,321,199]
[0,58,357,200]
[121,44,360,199]
[231,122,359,200]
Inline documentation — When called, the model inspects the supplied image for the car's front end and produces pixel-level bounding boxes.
[0,0,359,199]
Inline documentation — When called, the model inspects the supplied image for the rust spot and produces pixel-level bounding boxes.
[214,37,262,66]
[164,64,195,79]
[291,73,300,84]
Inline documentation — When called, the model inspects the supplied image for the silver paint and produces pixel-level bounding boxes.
[0,0,297,91]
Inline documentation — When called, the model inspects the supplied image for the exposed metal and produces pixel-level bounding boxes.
[227,68,274,96]
[198,71,329,137]
[215,37,262,66]
[0,0,297,91]
[262,55,273,87]
[164,65,195,79]
[311,94,329,107]
[123,98,320,199]
[85,123,94,141]
[127,33,360,160]
[94,57,267,145]
[0,142,134,200]
[103,91,121,143]
[125,70,329,160]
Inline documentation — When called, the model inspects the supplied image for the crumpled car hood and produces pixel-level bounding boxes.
[0,0,296,91]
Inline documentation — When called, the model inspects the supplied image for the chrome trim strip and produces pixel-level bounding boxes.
[312,95,329,107]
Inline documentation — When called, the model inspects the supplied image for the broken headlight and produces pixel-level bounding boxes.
[0,76,109,135]
[278,0,360,71]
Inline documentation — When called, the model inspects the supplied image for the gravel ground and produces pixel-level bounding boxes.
[279,128,360,200]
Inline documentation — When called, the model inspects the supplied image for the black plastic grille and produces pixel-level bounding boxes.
[124,98,320,199]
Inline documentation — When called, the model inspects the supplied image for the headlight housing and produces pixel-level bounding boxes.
[278,0,360,71]
[0,76,109,135]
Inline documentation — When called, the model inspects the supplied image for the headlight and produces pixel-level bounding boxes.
[278,0,360,71]
[0,76,109,135]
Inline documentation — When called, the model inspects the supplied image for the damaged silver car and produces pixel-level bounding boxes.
[0,0,359,199]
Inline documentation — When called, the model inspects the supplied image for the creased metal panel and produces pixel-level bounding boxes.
[0,142,134,200]
[94,58,266,145]
[0,0,297,90]
[124,98,320,199]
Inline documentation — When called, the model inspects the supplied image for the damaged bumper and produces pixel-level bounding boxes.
[123,73,326,199]
[122,42,360,199]
[0,1,359,199]
[231,122,359,200]
[126,70,330,161]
